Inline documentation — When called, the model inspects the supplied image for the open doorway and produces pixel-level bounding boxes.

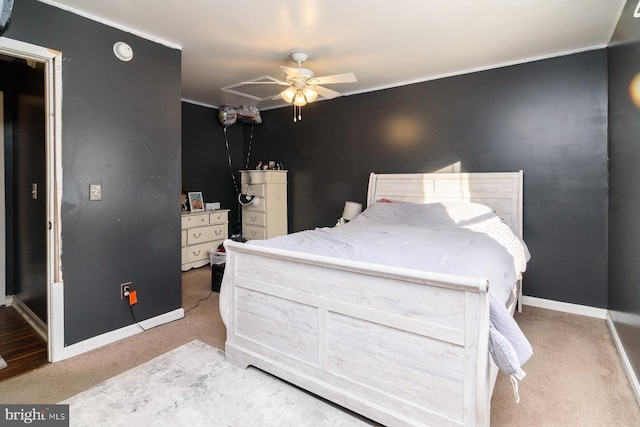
[0,37,63,376]
[0,56,48,380]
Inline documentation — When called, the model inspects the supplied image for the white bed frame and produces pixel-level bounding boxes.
[220,171,524,427]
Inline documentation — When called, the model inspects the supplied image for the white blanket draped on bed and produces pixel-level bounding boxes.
[249,201,533,376]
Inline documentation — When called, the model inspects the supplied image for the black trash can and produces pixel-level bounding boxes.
[211,262,225,292]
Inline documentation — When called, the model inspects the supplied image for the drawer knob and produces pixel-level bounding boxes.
[193,232,202,238]
[193,250,201,256]
[251,216,257,221]
[215,229,222,235]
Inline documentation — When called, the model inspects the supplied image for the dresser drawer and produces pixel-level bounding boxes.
[181,213,209,228]
[241,188,266,212]
[209,210,228,224]
[187,224,226,245]
[185,242,216,263]
[243,225,266,240]
[241,183,265,198]
[243,211,266,227]
[181,230,187,247]
[209,223,227,240]
[241,170,287,184]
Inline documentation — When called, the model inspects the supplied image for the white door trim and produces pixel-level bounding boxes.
[0,91,5,306]
[0,37,64,362]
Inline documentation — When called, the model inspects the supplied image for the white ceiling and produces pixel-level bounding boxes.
[43,0,626,110]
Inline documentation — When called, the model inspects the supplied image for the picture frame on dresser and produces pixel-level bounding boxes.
[188,192,204,212]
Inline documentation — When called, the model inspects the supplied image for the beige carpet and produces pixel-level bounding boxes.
[0,267,639,426]
[492,305,640,426]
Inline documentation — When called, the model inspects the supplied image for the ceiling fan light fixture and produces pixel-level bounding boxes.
[293,90,307,106]
[280,86,296,103]
[302,86,318,103]
[245,49,356,122]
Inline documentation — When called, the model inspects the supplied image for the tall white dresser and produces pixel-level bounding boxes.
[181,209,229,271]
[240,170,287,240]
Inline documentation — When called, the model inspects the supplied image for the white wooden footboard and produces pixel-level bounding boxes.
[220,240,492,427]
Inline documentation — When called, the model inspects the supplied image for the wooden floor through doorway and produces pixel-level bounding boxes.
[0,306,47,382]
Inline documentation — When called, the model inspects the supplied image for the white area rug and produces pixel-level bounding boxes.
[62,340,371,426]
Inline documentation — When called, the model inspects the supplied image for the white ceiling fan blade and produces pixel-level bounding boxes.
[240,80,288,85]
[280,66,302,78]
[312,72,357,85]
[315,85,341,99]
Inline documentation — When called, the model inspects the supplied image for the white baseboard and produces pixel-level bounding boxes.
[522,295,607,319]
[61,308,185,361]
[11,296,48,341]
[606,312,640,407]
[523,295,640,407]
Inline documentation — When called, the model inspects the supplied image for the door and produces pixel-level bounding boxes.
[14,84,47,324]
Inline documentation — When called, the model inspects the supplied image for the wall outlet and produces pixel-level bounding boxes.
[120,282,132,300]
[90,184,102,201]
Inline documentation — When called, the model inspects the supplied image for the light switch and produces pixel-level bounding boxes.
[90,184,102,201]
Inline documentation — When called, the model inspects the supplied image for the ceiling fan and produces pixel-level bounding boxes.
[243,51,357,122]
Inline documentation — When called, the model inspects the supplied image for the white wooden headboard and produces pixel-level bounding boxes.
[367,171,524,237]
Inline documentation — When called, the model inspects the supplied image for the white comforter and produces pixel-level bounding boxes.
[250,201,533,375]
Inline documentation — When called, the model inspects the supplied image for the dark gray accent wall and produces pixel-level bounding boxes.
[608,0,640,383]
[249,51,609,308]
[182,102,244,235]
[6,0,182,345]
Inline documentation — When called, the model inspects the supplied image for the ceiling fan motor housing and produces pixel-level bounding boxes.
[290,51,308,65]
